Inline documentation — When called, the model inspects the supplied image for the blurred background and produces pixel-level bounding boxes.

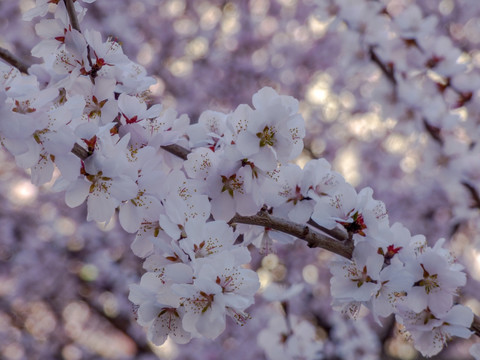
[1,0,480,359]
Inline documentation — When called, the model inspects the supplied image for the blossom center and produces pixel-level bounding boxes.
[12,100,36,114]
[221,174,244,197]
[415,264,440,294]
[339,211,367,236]
[350,265,377,288]
[256,126,276,147]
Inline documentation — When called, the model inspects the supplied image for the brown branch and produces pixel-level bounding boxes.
[307,219,348,241]
[369,46,397,85]
[71,142,89,160]
[472,314,480,337]
[71,142,191,162]
[160,144,190,161]
[63,0,81,32]
[461,181,480,209]
[0,47,29,73]
[78,290,153,355]
[70,141,351,257]
[423,118,443,145]
[63,0,100,85]
[230,211,354,259]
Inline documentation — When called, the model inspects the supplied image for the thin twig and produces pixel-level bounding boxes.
[160,144,190,161]
[0,47,29,73]
[473,314,480,337]
[63,0,81,32]
[423,118,443,145]
[307,219,348,241]
[461,181,480,209]
[78,287,154,355]
[369,46,397,85]
[71,143,192,162]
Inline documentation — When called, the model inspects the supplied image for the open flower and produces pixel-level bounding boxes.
[234,87,305,171]
[396,305,473,357]
[129,264,194,345]
[404,244,466,317]
[172,252,259,339]
[330,242,384,305]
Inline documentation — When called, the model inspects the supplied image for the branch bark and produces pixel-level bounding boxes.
[63,0,81,32]
[0,47,29,74]
[472,315,480,337]
[160,144,190,161]
[231,211,354,259]
[462,181,480,209]
[71,142,89,160]
[369,47,396,85]
[423,118,443,145]
[307,219,348,241]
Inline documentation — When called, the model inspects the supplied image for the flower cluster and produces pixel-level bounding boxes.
[0,0,478,357]
[258,313,323,360]
[329,221,472,357]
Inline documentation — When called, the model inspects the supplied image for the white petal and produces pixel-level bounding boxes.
[65,179,90,208]
[86,194,116,222]
[119,201,141,233]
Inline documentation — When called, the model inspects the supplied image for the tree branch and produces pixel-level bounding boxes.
[472,314,480,337]
[63,0,81,32]
[160,144,190,161]
[71,142,191,162]
[78,289,154,355]
[307,219,348,241]
[70,140,352,257]
[0,47,29,74]
[423,118,443,145]
[369,47,396,85]
[71,142,89,160]
[461,181,480,209]
[231,211,354,259]
[69,132,480,337]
